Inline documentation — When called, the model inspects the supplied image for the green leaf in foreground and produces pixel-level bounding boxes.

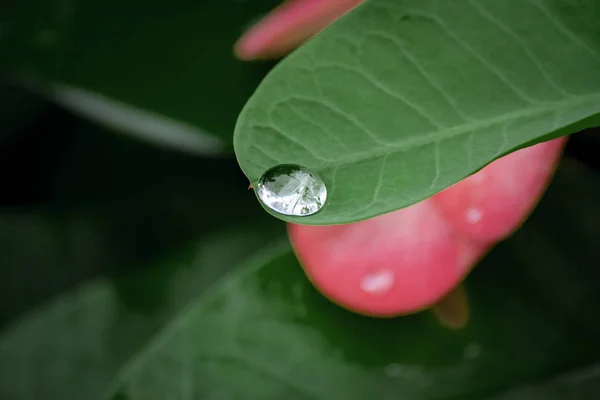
[234,0,600,225]
[2,160,600,400]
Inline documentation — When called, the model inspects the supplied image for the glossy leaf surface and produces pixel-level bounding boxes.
[234,0,600,224]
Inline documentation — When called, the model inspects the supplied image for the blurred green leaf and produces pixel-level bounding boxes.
[0,225,285,400]
[0,0,280,153]
[0,111,275,327]
[2,159,600,399]
[234,0,600,225]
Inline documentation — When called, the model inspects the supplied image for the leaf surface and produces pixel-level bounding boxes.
[0,107,287,399]
[234,0,600,224]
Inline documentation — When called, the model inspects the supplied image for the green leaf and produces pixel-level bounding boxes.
[2,159,600,400]
[0,110,278,327]
[234,0,600,225]
[0,226,286,400]
[0,0,280,154]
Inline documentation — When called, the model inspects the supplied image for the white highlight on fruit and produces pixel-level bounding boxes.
[360,269,395,295]
[465,208,483,224]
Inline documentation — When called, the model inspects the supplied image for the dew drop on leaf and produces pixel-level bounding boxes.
[256,164,327,217]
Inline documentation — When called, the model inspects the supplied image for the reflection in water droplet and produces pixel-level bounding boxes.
[360,269,395,295]
[257,164,327,217]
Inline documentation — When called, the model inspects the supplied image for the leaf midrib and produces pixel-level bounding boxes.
[100,240,291,399]
[248,92,600,174]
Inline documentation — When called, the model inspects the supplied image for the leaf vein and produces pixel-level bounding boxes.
[361,31,473,123]
[312,63,445,129]
[100,242,291,399]
[272,94,389,147]
[526,0,600,64]
[286,102,350,150]
[468,0,575,98]
[300,94,599,171]
[251,144,283,165]
[424,12,544,105]
[251,123,329,162]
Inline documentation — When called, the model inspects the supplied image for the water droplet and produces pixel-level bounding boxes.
[465,208,482,224]
[257,164,327,217]
[360,269,395,295]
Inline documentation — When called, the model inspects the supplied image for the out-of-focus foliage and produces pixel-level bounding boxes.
[1,1,600,399]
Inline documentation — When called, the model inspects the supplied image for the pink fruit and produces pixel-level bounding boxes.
[289,139,566,317]
[236,0,568,318]
[234,0,364,60]
[433,139,567,246]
